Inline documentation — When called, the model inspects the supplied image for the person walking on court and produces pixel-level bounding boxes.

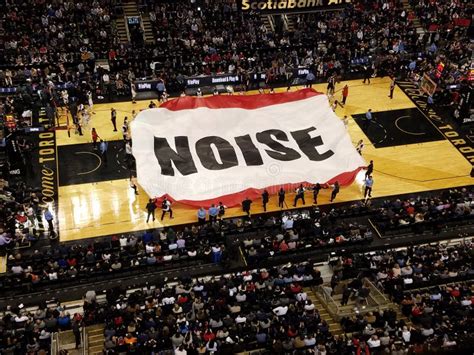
[91,128,100,150]
[99,140,108,166]
[364,109,373,131]
[111,108,117,131]
[342,115,349,129]
[278,188,285,208]
[313,183,321,204]
[364,175,374,199]
[389,76,396,99]
[341,84,349,105]
[356,139,364,155]
[130,176,138,195]
[197,207,206,224]
[242,197,252,216]
[365,160,374,179]
[146,199,156,222]
[305,71,316,88]
[161,197,173,220]
[44,207,54,231]
[262,189,269,212]
[294,184,305,207]
[327,74,336,96]
[363,65,371,84]
[330,181,340,202]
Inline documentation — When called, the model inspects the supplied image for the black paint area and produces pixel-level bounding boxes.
[58,140,135,186]
[352,108,445,148]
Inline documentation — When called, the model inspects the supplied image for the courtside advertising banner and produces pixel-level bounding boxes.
[131,89,365,207]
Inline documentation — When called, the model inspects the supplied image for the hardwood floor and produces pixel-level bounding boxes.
[54,78,473,242]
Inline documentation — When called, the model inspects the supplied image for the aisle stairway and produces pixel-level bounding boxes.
[115,17,129,43]
[306,288,344,336]
[262,15,274,32]
[141,14,155,44]
[116,0,141,43]
[401,0,425,36]
[282,14,295,32]
[87,324,105,355]
[57,329,80,354]
[122,0,140,17]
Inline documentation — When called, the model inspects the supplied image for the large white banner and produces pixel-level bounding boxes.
[131,89,365,207]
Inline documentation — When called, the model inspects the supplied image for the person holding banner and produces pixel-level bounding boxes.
[146,199,156,223]
[261,189,269,212]
[293,184,305,207]
[364,176,374,199]
[278,188,286,209]
[242,197,252,216]
[161,197,173,220]
[313,183,321,204]
[330,181,340,202]
[218,202,226,219]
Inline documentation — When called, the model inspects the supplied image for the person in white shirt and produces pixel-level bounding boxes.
[145,244,155,254]
[273,305,288,316]
[304,300,315,311]
[11,265,24,274]
[162,296,175,305]
[461,297,472,306]
[235,314,247,323]
[87,90,94,111]
[235,292,247,303]
[296,291,307,302]
[175,345,187,355]
[402,326,411,343]
[367,335,381,348]
[14,314,29,323]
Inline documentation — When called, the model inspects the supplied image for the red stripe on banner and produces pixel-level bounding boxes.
[156,167,363,208]
[159,88,323,111]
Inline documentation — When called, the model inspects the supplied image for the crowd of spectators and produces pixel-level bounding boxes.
[0,299,84,354]
[0,0,470,110]
[0,178,45,253]
[372,187,474,235]
[3,184,472,292]
[1,238,472,354]
[336,239,473,296]
[243,210,373,265]
[89,263,330,353]
[330,240,474,351]
[1,225,233,292]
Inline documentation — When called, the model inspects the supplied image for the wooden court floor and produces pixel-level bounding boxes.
[55,78,473,242]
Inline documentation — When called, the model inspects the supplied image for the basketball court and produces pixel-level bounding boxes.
[42,77,472,242]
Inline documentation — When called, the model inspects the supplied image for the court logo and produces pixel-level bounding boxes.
[398,81,474,165]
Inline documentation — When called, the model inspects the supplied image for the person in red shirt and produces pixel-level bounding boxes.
[91,128,100,150]
[342,84,349,105]
[279,240,289,252]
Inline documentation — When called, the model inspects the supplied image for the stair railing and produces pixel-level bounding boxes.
[50,332,59,355]
[82,325,89,355]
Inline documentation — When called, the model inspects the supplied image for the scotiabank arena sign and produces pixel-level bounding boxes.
[240,0,351,14]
